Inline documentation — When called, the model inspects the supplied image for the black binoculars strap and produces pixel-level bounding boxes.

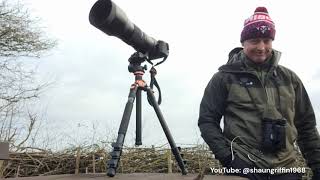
[270,76,284,116]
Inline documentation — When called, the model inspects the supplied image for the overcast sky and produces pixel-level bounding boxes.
[22,0,320,149]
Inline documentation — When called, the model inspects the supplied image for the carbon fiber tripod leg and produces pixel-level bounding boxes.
[107,85,138,177]
[146,87,188,175]
[135,89,142,145]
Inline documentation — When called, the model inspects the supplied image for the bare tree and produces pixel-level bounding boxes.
[0,0,56,150]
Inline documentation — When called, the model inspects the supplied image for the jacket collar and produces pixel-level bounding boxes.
[219,47,282,73]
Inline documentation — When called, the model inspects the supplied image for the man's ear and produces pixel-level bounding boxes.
[241,42,244,47]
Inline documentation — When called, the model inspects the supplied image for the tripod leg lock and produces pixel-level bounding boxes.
[107,142,123,173]
[107,159,119,168]
[111,142,123,151]
[110,151,121,158]
[177,146,187,166]
[109,142,122,160]
[172,146,188,175]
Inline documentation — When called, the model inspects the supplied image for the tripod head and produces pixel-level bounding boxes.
[128,40,168,72]
[128,52,148,73]
[127,51,163,106]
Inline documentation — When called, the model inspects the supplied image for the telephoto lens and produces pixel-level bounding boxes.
[89,0,159,57]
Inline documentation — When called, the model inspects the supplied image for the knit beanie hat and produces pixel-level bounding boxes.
[240,7,275,42]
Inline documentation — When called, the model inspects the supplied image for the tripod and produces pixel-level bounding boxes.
[106,52,187,177]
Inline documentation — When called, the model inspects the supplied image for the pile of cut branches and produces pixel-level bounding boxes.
[2,145,219,177]
[1,144,311,179]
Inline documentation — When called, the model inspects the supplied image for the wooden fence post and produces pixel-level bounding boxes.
[0,160,3,178]
[0,142,9,178]
[167,149,172,173]
[92,154,96,174]
[75,147,80,175]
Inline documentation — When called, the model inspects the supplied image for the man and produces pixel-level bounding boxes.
[198,7,320,180]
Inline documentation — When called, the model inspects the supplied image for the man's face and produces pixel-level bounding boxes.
[242,38,273,64]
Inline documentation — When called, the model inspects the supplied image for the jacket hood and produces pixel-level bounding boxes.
[219,47,282,72]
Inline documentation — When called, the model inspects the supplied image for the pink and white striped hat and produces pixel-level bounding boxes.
[240,7,276,42]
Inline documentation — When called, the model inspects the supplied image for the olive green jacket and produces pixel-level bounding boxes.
[198,48,320,169]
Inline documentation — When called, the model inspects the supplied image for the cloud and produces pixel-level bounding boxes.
[25,0,320,148]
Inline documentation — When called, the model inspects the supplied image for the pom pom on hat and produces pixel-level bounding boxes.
[255,7,268,13]
[240,7,276,42]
